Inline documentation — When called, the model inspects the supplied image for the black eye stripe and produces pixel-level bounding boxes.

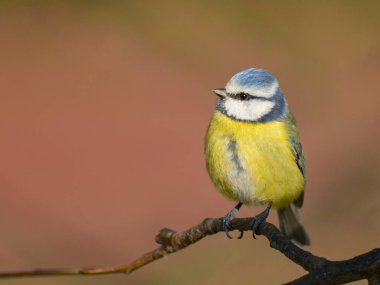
[227,92,269,101]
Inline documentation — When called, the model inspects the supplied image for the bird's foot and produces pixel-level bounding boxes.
[223,202,244,239]
[251,203,272,239]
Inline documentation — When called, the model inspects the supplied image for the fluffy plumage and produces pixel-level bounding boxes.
[205,68,310,245]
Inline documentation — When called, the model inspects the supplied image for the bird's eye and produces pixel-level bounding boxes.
[237,93,249,100]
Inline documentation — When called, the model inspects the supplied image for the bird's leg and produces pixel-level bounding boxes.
[251,203,272,239]
[223,202,244,239]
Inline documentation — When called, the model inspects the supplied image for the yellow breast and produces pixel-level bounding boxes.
[205,111,304,208]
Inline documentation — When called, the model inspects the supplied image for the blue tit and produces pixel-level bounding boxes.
[204,68,310,245]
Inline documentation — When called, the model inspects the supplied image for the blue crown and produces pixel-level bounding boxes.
[228,68,277,89]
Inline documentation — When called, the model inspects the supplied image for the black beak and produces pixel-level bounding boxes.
[213,88,227,98]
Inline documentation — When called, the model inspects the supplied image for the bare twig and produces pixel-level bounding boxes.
[0,217,379,284]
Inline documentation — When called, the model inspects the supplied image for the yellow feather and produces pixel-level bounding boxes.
[205,111,304,208]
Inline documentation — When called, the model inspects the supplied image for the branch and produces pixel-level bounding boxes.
[0,217,379,284]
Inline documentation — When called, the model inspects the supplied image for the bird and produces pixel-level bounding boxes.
[204,68,310,245]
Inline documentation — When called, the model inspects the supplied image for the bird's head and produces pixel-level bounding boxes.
[214,68,288,122]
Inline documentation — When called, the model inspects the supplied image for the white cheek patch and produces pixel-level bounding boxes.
[224,98,275,121]
[226,80,279,99]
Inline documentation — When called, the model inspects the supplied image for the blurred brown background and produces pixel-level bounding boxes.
[0,1,379,284]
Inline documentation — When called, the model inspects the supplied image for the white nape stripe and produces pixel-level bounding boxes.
[224,98,275,121]
[226,80,279,98]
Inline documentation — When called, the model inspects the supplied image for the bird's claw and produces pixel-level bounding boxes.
[237,229,244,239]
[251,217,263,239]
[223,202,244,239]
[223,217,244,239]
[250,203,272,238]
[223,217,234,239]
